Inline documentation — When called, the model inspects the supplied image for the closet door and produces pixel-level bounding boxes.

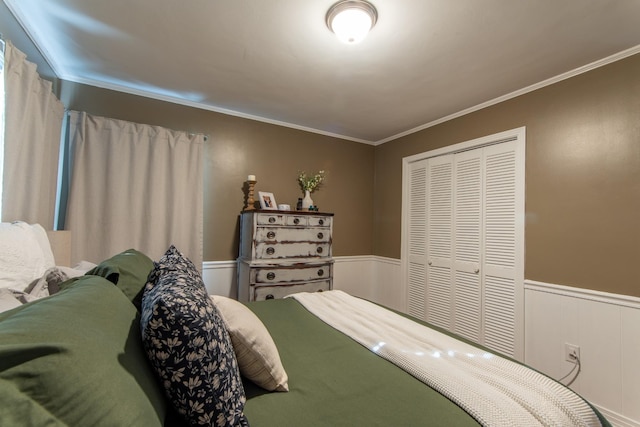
[425,155,453,330]
[405,159,428,319]
[452,150,483,342]
[402,129,524,361]
[482,140,523,359]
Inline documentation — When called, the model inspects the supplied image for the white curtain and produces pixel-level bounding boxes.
[2,41,64,228]
[66,111,204,268]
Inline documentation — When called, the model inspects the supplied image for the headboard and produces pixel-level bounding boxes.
[46,230,71,267]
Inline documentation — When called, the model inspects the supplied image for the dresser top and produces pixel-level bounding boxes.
[242,209,334,217]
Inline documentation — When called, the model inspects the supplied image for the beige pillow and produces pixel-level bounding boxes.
[211,295,289,392]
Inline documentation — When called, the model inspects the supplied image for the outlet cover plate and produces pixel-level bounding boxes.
[564,343,580,363]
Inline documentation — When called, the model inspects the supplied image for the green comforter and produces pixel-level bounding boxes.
[243,298,480,426]
[243,298,610,427]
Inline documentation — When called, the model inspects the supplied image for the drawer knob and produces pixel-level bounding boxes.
[319,219,324,225]
[293,218,300,225]
[267,272,276,280]
[266,294,275,300]
[267,231,276,239]
[317,269,324,276]
[268,217,276,223]
[316,247,323,254]
[317,232,324,239]
[266,247,275,255]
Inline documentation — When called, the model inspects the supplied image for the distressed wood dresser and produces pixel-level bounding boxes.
[237,210,334,302]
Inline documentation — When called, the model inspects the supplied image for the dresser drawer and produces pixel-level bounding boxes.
[256,213,322,226]
[252,264,332,284]
[256,214,285,225]
[253,280,331,301]
[309,216,331,227]
[285,215,307,226]
[255,242,330,259]
[255,227,330,243]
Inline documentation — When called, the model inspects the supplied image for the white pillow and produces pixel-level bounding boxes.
[211,295,289,392]
[0,222,55,290]
[29,224,56,269]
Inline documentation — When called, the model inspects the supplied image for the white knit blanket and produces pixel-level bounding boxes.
[290,290,601,427]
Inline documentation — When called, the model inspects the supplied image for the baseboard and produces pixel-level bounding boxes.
[596,405,640,427]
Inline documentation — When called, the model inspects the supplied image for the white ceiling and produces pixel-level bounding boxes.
[5,0,640,144]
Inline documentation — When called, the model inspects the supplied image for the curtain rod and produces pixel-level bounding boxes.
[189,133,209,142]
[64,110,209,141]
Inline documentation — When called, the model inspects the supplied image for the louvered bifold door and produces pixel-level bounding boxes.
[482,140,524,360]
[425,155,454,330]
[406,159,428,319]
[452,150,483,343]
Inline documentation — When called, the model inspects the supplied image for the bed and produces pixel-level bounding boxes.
[244,297,482,426]
[241,295,609,427]
[0,222,610,427]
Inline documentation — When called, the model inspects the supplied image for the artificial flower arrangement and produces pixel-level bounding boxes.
[297,170,325,193]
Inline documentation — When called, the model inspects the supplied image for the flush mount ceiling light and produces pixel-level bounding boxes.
[326,0,378,44]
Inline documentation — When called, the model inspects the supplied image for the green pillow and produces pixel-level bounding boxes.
[0,379,64,426]
[85,248,154,309]
[0,276,167,426]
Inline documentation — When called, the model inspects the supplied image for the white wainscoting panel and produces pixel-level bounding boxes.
[372,256,403,311]
[525,280,640,427]
[202,260,237,298]
[622,308,640,424]
[203,256,403,310]
[332,256,374,300]
[332,256,403,311]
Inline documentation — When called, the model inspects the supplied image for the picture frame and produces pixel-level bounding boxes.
[258,191,278,210]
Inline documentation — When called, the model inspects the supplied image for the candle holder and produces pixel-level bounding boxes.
[245,180,257,211]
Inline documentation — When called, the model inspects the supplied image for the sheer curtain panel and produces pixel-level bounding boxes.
[66,111,204,268]
[3,41,64,228]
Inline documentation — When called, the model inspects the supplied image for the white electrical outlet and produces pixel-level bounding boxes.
[565,343,580,364]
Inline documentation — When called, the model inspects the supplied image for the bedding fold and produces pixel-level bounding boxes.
[290,290,601,427]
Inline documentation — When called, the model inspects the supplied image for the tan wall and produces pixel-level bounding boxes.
[59,82,375,261]
[4,4,638,295]
[374,54,640,297]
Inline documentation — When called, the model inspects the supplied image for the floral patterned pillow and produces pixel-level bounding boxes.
[140,245,249,426]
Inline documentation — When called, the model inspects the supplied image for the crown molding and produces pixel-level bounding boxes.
[374,44,640,145]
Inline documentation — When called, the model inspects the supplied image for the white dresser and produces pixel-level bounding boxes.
[237,210,334,302]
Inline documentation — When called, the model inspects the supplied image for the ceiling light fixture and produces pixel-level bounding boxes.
[326,0,378,44]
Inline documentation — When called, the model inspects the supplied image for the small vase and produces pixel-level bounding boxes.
[301,190,313,210]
